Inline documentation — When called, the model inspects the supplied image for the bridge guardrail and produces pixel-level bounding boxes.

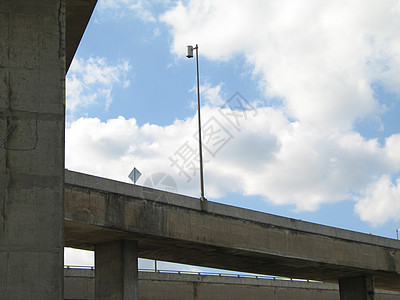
[64,265,322,283]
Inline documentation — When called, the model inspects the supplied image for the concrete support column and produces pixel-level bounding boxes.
[339,275,375,300]
[0,0,65,299]
[96,240,139,300]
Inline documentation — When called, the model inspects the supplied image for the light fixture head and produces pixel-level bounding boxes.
[186,45,193,58]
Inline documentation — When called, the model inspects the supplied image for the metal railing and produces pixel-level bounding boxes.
[65,265,94,270]
[64,265,321,283]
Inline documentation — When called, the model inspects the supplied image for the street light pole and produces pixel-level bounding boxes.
[186,44,206,201]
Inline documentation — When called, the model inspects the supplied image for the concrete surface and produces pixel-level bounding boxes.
[0,1,66,298]
[65,268,95,300]
[95,240,138,299]
[3,0,395,297]
[339,276,375,300]
[64,268,400,300]
[64,170,400,292]
[65,0,97,71]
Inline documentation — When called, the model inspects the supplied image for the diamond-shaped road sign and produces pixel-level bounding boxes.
[128,167,142,184]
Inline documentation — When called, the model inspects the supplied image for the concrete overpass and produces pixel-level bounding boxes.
[2,0,400,298]
[65,170,400,299]
[64,268,400,300]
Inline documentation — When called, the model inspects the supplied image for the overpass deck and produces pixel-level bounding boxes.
[64,170,400,291]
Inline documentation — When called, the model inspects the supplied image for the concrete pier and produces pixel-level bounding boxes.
[0,1,65,298]
[339,276,375,300]
[95,240,139,299]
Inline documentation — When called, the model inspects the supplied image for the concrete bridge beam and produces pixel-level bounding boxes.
[95,240,139,300]
[64,171,400,293]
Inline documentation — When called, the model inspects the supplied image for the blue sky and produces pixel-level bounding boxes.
[64,0,400,270]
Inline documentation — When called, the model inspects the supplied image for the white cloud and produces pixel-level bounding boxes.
[188,83,225,108]
[66,57,131,117]
[65,115,198,191]
[355,175,400,226]
[158,1,400,223]
[65,1,400,226]
[66,103,400,216]
[161,0,400,130]
[97,0,170,22]
[64,248,94,267]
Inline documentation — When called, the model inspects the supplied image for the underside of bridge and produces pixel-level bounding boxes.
[66,0,97,71]
[64,171,400,296]
[65,219,400,292]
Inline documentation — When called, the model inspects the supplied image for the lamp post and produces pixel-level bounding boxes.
[186,44,206,201]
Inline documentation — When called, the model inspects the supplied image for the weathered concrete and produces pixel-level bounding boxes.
[0,1,66,298]
[64,268,400,300]
[339,276,375,300]
[65,268,95,300]
[139,273,337,300]
[95,240,138,300]
[64,171,400,293]
[65,0,97,71]
[0,0,97,298]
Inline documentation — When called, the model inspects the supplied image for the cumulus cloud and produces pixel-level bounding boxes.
[161,0,400,130]
[97,0,169,22]
[66,115,198,192]
[66,97,400,214]
[158,1,400,223]
[66,1,400,225]
[355,175,400,226]
[66,57,131,117]
[188,83,226,108]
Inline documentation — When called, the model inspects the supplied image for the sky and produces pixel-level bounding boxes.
[64,0,400,272]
